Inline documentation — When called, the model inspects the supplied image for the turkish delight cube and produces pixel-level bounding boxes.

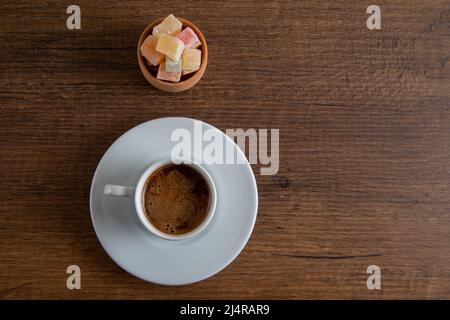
[177,27,201,49]
[152,14,182,39]
[157,61,181,82]
[165,57,182,73]
[156,34,185,61]
[182,48,201,72]
[140,35,164,66]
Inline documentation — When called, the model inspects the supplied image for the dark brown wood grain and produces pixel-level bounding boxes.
[0,0,449,299]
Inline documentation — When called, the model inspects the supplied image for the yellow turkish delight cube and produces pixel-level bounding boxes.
[182,48,201,72]
[156,34,185,61]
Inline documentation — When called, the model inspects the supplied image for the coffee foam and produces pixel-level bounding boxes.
[143,164,210,235]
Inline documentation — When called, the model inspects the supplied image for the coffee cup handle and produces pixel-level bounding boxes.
[104,185,135,197]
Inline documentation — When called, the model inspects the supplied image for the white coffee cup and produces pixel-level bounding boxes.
[104,157,217,241]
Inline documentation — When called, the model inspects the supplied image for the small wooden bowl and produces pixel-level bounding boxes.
[137,17,208,92]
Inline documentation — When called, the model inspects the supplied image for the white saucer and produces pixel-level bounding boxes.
[89,117,258,285]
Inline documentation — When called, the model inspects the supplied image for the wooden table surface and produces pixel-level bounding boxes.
[1,0,449,299]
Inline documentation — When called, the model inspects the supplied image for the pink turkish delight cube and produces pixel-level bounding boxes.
[177,27,201,49]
